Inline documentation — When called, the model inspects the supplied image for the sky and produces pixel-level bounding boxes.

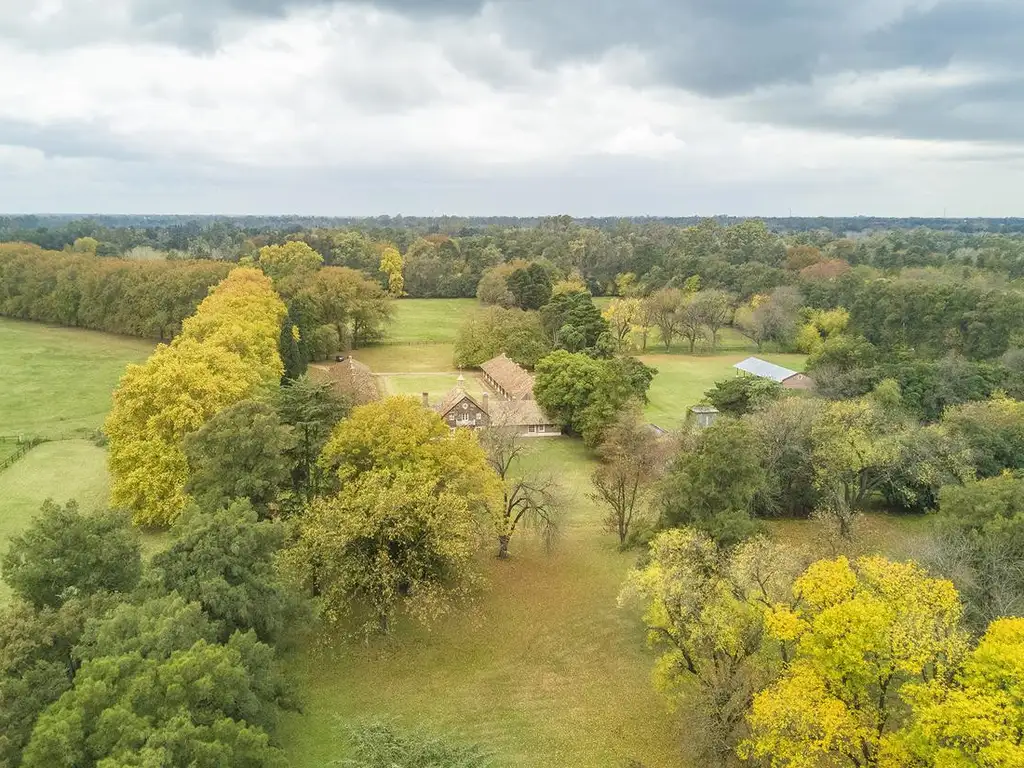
[1,0,1022,216]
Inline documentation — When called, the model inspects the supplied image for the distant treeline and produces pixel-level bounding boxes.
[0,243,230,339]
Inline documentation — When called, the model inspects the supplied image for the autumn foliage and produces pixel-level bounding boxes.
[105,268,286,525]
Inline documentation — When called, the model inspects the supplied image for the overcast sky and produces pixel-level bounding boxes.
[1,0,1022,216]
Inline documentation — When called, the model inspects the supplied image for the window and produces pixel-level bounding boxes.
[528,425,537,433]
[537,424,546,433]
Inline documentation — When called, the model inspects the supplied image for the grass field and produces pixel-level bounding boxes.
[640,352,808,429]
[279,439,686,767]
[380,372,489,404]
[386,298,477,343]
[0,441,112,601]
[0,318,152,439]
[351,344,456,373]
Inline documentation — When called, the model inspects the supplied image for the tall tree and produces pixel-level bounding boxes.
[741,557,967,768]
[479,420,561,559]
[506,263,552,310]
[275,374,349,502]
[694,289,733,351]
[183,399,296,517]
[621,529,806,766]
[590,404,668,547]
[378,246,405,298]
[660,419,766,547]
[1,500,141,609]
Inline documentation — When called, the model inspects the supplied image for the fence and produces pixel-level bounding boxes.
[0,435,44,472]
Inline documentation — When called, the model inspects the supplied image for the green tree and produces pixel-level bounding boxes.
[933,475,1024,631]
[811,397,902,538]
[275,374,349,501]
[660,419,766,546]
[257,240,323,282]
[1,500,141,609]
[148,500,300,645]
[453,306,552,369]
[506,263,552,310]
[741,557,967,768]
[533,351,652,446]
[694,289,733,351]
[705,376,784,417]
[0,594,120,767]
[285,397,501,633]
[539,289,609,354]
[183,399,296,517]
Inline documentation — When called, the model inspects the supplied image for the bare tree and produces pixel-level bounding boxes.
[589,403,669,547]
[695,290,733,351]
[479,420,561,559]
[678,293,706,354]
[648,288,683,351]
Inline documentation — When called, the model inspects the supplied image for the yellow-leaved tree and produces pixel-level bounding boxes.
[106,268,286,526]
[256,240,323,283]
[283,396,501,634]
[740,556,968,768]
[378,246,404,298]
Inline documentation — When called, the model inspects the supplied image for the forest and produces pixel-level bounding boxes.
[1,215,1023,767]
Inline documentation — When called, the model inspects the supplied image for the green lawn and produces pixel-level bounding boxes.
[279,439,686,767]
[350,344,456,373]
[0,441,112,602]
[640,352,807,430]
[380,372,489,404]
[386,298,477,343]
[0,318,153,439]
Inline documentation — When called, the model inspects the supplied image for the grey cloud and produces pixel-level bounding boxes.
[0,119,148,162]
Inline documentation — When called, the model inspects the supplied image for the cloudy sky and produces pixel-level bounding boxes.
[1,0,1022,216]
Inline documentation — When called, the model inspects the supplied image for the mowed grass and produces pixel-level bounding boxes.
[381,372,489,404]
[0,441,111,602]
[386,298,477,343]
[640,352,807,430]
[351,344,456,373]
[279,439,686,767]
[0,318,153,439]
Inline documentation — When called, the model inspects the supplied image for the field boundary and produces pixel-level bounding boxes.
[0,436,45,473]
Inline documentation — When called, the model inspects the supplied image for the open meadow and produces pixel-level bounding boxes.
[0,318,152,440]
[0,299,934,765]
[0,319,155,600]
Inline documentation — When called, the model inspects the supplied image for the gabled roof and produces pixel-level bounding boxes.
[435,380,486,418]
[480,354,534,400]
[733,357,799,383]
[488,399,556,427]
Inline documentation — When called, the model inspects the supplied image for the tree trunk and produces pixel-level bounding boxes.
[497,534,511,559]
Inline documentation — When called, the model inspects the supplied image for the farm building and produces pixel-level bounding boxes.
[480,354,535,400]
[309,356,380,404]
[733,357,814,390]
[425,375,559,436]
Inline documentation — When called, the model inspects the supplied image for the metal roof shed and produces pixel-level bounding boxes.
[733,357,799,383]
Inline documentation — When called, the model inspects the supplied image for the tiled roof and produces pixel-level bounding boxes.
[308,357,380,405]
[733,357,799,383]
[488,399,555,427]
[435,388,485,418]
[480,354,534,399]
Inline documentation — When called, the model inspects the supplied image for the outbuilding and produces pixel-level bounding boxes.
[733,357,814,390]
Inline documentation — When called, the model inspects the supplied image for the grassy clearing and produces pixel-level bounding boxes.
[351,344,456,373]
[386,298,477,343]
[0,318,152,439]
[279,439,685,767]
[640,352,807,429]
[0,441,111,602]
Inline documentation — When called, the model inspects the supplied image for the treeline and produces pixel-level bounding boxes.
[0,243,231,340]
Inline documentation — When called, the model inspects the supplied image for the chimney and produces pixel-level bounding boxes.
[422,392,429,408]
[482,392,489,413]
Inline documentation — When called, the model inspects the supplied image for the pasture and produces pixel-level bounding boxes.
[640,352,808,429]
[0,318,153,439]
[386,298,477,343]
[279,438,686,767]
